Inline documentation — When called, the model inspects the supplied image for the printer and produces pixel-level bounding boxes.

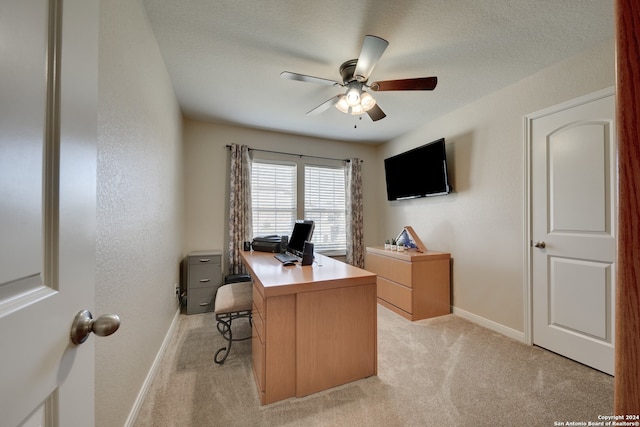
[251,235,286,253]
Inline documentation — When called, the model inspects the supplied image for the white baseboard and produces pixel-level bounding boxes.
[124,308,181,427]
[452,306,526,343]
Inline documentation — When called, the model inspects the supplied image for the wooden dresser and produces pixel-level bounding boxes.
[365,246,451,321]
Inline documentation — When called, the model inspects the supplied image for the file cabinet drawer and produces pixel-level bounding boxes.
[186,286,216,314]
[189,254,221,265]
[188,264,221,289]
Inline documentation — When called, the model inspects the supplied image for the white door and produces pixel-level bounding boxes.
[0,1,102,426]
[530,89,616,375]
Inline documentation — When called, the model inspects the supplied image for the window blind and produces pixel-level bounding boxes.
[304,165,346,253]
[251,161,296,237]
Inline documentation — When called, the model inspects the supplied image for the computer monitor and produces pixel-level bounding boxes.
[287,220,314,257]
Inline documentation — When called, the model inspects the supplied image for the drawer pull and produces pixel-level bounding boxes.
[199,302,210,307]
[199,278,210,282]
[199,258,211,262]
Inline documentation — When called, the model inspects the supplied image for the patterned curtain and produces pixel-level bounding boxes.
[346,158,364,268]
[228,144,252,275]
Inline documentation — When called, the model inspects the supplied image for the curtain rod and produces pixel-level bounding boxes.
[225,145,359,163]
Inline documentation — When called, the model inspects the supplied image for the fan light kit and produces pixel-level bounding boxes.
[335,84,376,115]
[281,35,438,122]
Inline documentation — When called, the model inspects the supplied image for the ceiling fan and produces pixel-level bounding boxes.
[280,35,438,122]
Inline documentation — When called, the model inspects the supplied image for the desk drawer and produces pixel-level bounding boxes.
[252,284,264,320]
[252,323,265,393]
[377,277,412,314]
[252,302,265,342]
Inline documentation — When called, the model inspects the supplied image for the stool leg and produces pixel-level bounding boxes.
[214,316,233,364]
[213,311,252,365]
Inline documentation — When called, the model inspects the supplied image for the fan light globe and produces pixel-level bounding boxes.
[350,104,364,115]
[335,95,349,113]
[360,92,376,110]
[345,88,361,106]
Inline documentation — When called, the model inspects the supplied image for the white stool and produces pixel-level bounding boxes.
[213,281,252,364]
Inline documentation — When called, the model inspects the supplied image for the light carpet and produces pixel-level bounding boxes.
[133,305,613,426]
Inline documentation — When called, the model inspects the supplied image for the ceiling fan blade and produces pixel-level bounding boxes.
[306,94,342,116]
[281,71,342,87]
[353,35,389,82]
[370,76,438,91]
[366,104,386,121]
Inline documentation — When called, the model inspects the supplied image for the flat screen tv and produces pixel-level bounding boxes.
[384,138,451,201]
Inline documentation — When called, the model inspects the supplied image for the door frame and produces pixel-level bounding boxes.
[522,86,616,346]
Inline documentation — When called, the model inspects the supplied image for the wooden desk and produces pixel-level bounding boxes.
[241,250,377,405]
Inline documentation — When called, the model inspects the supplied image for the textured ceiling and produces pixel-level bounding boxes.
[141,0,613,143]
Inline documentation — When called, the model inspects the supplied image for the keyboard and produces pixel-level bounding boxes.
[274,253,299,264]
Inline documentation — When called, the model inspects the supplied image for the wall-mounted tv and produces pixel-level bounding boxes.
[384,138,451,201]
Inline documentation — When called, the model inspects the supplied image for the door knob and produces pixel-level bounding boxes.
[533,241,546,249]
[70,310,120,345]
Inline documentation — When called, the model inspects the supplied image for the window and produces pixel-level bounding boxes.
[250,159,347,255]
[251,161,296,237]
[304,165,346,253]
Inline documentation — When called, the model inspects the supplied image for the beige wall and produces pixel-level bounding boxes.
[377,39,615,334]
[96,1,183,426]
[183,120,379,269]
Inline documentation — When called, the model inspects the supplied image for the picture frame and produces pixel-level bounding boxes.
[395,225,427,253]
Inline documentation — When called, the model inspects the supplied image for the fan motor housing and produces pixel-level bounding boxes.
[339,59,359,84]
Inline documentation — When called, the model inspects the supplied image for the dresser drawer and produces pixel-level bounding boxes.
[186,286,216,314]
[377,277,412,314]
[366,252,413,287]
[188,264,221,289]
